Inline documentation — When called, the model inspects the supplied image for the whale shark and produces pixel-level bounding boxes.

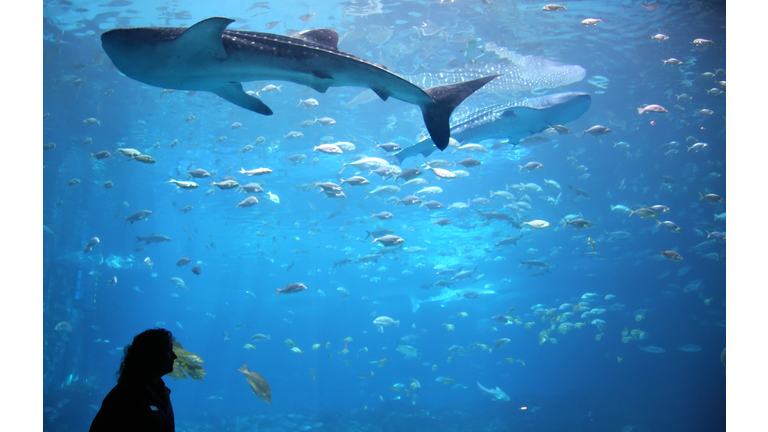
[409,287,496,313]
[100,17,497,150]
[393,91,592,163]
[477,381,511,401]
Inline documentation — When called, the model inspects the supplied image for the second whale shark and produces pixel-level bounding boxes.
[393,91,592,163]
[100,17,497,150]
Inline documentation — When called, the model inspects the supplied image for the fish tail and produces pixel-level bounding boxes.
[637,107,644,115]
[421,75,498,150]
[698,191,704,200]
[275,289,281,296]
[628,210,635,217]
[518,165,524,173]
[135,236,143,243]
[562,217,569,228]
[705,230,711,239]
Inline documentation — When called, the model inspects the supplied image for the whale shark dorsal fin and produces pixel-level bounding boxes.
[296,29,340,51]
[175,17,234,61]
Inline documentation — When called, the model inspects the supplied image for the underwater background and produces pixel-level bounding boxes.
[40,0,728,431]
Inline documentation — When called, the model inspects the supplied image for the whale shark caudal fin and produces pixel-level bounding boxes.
[410,295,421,313]
[421,75,498,150]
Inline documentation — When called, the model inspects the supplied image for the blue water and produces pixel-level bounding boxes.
[42,1,726,431]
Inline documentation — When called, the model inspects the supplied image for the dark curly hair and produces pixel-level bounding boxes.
[117,328,175,383]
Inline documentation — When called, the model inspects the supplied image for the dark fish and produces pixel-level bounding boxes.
[364,229,394,239]
[370,167,395,179]
[375,142,402,152]
[455,158,481,168]
[129,154,156,163]
[314,181,342,192]
[333,258,354,268]
[394,168,423,182]
[581,125,612,136]
[187,169,211,178]
[236,196,259,208]
[177,257,191,266]
[239,183,264,193]
[432,218,452,226]
[191,264,201,275]
[568,185,591,198]
[338,176,369,186]
[238,362,271,404]
[276,282,307,295]
[518,260,550,268]
[90,151,111,160]
[494,235,523,247]
[355,254,382,263]
[420,200,443,210]
[125,210,152,226]
[563,217,593,230]
[286,263,294,272]
[660,250,683,261]
[452,266,478,281]
[368,233,405,247]
[135,234,172,244]
[396,195,421,206]
[436,266,463,276]
[475,210,518,226]
[371,211,394,220]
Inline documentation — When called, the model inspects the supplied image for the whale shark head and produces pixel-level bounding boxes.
[101,18,234,90]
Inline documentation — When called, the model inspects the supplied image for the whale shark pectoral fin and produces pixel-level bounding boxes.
[307,76,334,93]
[174,17,234,61]
[371,88,391,102]
[213,83,273,115]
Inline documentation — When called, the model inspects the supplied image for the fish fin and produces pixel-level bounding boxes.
[371,88,390,101]
[238,362,249,373]
[212,83,273,115]
[422,75,498,150]
[410,296,421,313]
[296,29,340,50]
[174,17,233,61]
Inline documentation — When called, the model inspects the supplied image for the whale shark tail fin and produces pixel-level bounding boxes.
[410,295,421,313]
[422,75,498,150]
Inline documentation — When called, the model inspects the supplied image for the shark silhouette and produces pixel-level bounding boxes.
[477,381,511,401]
[100,17,497,150]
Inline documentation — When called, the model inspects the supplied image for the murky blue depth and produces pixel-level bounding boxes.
[43,1,726,431]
